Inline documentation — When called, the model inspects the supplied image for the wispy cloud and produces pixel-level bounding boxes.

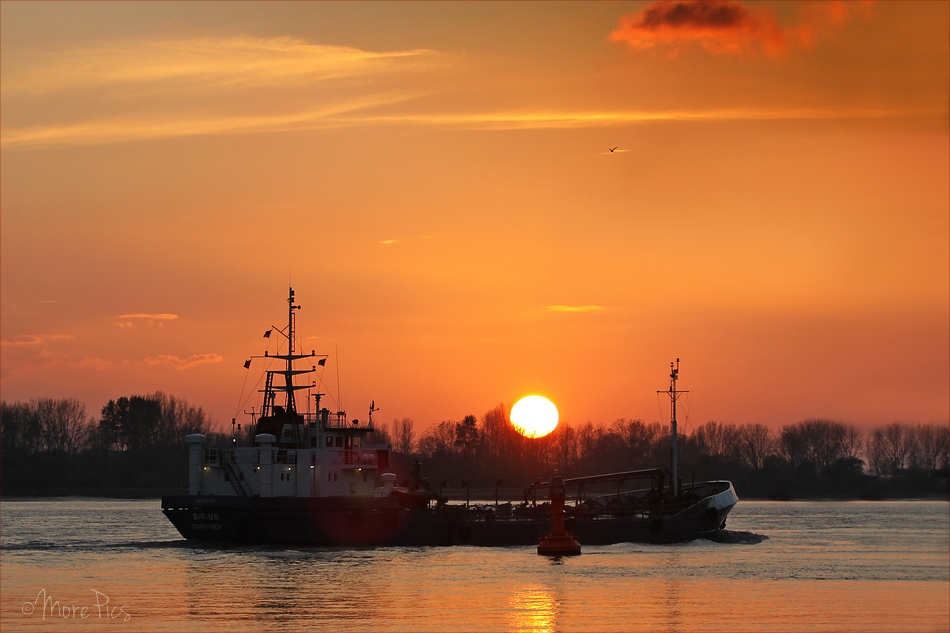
[69,357,113,370]
[323,106,929,129]
[3,94,412,149]
[3,104,929,150]
[3,36,440,95]
[610,0,871,56]
[114,313,179,328]
[1,334,73,347]
[2,35,444,150]
[547,305,605,312]
[116,313,179,320]
[380,235,437,246]
[143,353,223,370]
[5,22,925,151]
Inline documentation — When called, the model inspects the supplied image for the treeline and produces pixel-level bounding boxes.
[371,408,949,500]
[1,393,219,494]
[3,396,948,499]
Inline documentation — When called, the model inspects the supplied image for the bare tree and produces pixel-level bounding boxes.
[480,404,508,461]
[865,430,887,476]
[842,425,863,461]
[38,398,90,455]
[394,417,416,455]
[737,423,776,470]
[577,421,596,461]
[780,419,855,473]
[612,418,664,467]
[1,401,42,455]
[868,423,915,475]
[693,421,741,460]
[418,420,457,458]
[553,422,578,469]
[909,423,949,471]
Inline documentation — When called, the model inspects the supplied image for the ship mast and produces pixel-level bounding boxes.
[658,359,688,497]
[257,287,318,420]
[286,287,300,413]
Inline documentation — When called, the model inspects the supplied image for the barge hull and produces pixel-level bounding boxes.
[162,483,737,547]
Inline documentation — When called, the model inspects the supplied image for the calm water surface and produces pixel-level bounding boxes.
[1,499,947,632]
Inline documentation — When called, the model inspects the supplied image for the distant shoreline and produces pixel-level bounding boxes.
[2,487,946,502]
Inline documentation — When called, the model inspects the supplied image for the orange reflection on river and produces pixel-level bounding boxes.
[507,585,558,633]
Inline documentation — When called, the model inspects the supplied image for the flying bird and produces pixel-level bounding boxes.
[608,146,619,152]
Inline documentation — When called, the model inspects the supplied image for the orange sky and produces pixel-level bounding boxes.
[2,1,947,433]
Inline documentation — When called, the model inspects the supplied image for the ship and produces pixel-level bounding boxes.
[162,288,737,546]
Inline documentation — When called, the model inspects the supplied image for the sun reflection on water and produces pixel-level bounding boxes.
[507,585,558,633]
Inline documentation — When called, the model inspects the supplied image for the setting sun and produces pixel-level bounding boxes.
[510,396,559,439]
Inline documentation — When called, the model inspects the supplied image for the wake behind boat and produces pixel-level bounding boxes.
[161,289,737,546]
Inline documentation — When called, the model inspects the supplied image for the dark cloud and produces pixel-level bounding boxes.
[637,0,748,29]
[611,0,866,56]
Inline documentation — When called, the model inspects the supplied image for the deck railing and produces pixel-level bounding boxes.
[302,410,375,430]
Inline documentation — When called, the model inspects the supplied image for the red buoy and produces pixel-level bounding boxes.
[537,471,581,556]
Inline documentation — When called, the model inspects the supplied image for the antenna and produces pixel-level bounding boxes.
[335,342,342,412]
[368,400,379,428]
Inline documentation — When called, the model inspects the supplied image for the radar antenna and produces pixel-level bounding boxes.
[368,400,379,428]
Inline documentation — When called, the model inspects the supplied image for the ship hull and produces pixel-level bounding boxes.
[161,481,737,547]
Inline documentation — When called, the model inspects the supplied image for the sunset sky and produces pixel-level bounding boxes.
[2,1,947,434]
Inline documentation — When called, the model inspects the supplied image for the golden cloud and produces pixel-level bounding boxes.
[4,105,927,150]
[113,313,178,328]
[143,354,223,370]
[3,36,440,95]
[2,34,444,149]
[116,313,179,320]
[2,93,413,149]
[335,106,925,129]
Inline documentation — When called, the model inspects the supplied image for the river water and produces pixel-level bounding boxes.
[2,499,947,632]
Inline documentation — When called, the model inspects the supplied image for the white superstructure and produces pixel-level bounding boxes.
[184,288,391,499]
